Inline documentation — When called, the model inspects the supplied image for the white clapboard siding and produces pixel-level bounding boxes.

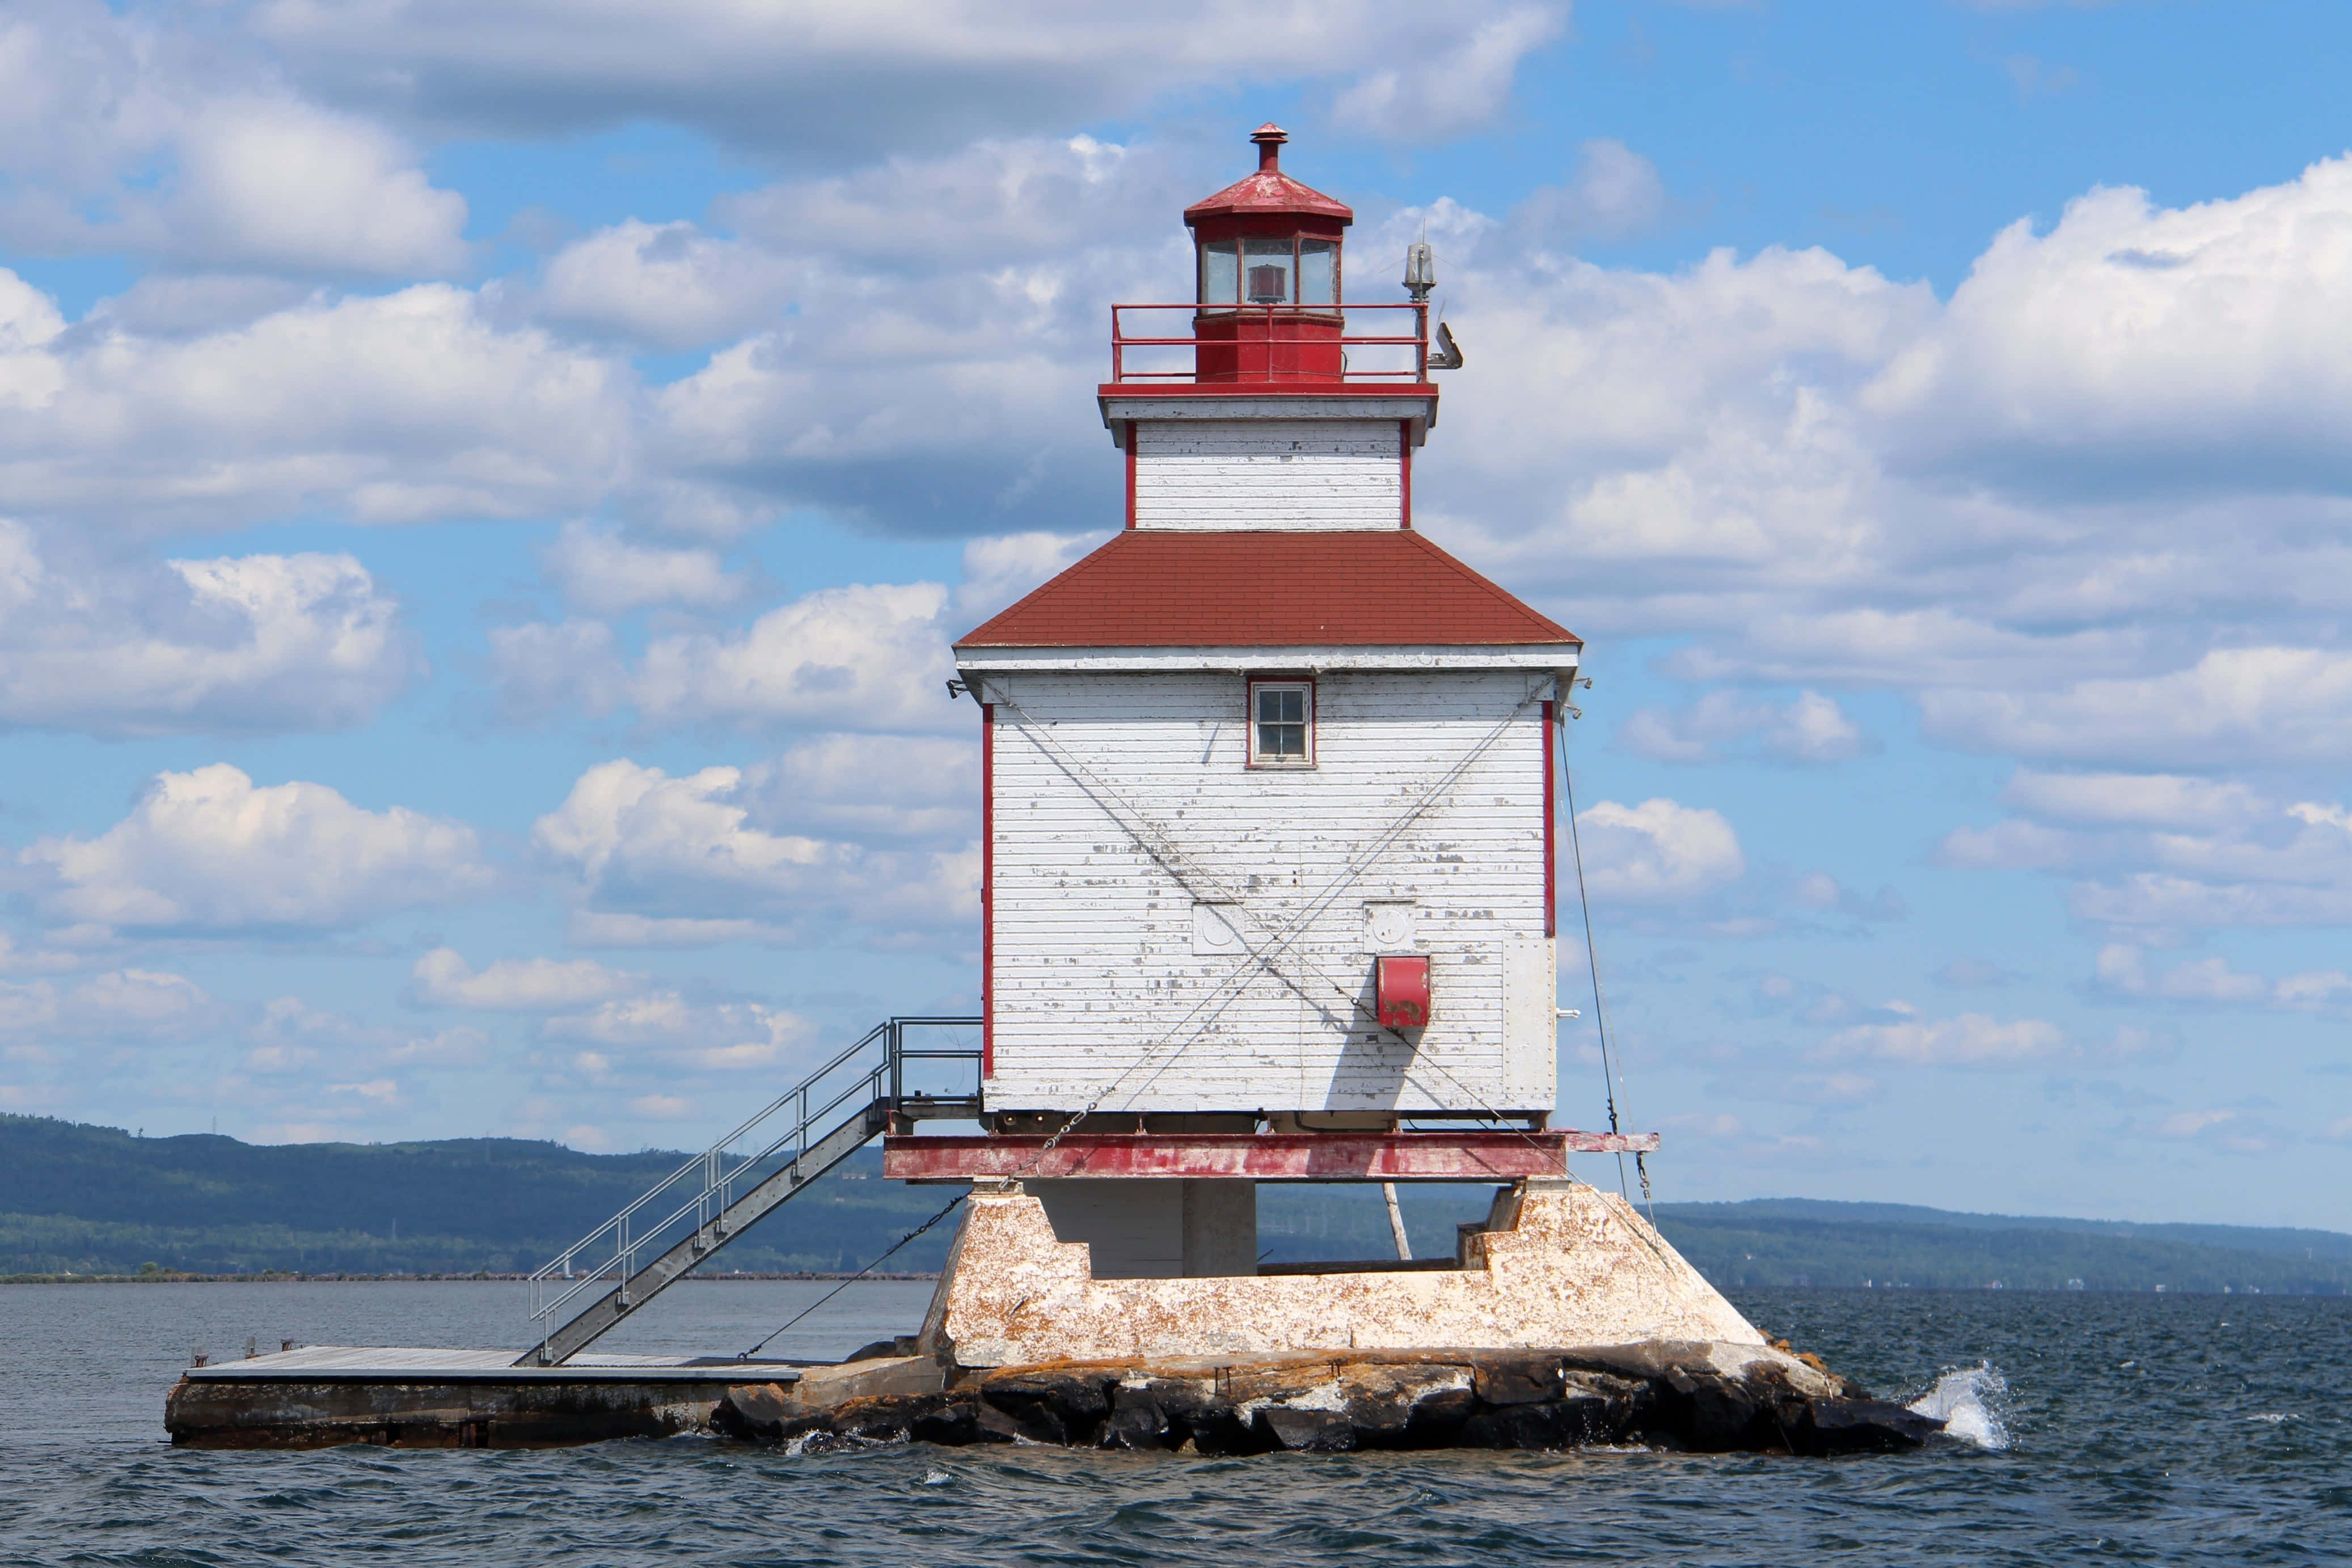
[983,669,1556,1113]
[1133,419,1402,530]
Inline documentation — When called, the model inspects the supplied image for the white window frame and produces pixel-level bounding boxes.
[1247,678,1316,769]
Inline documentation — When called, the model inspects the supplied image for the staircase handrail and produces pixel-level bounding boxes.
[523,1016,979,1346]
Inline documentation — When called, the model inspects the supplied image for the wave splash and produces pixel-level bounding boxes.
[1907,1362,2012,1451]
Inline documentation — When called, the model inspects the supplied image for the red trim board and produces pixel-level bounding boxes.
[882,1129,1658,1183]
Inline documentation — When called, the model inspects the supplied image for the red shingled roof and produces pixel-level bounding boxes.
[956,530,1578,649]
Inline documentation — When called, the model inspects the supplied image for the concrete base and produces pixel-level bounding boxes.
[163,1349,804,1449]
[920,1177,1763,1368]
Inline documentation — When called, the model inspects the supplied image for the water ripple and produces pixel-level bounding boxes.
[3,1284,2350,1565]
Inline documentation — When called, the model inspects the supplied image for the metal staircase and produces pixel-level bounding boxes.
[517,1016,981,1367]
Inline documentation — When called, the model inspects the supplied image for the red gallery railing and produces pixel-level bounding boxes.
[1108,301,1432,384]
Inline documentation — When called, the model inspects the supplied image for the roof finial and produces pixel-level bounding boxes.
[1252,123,1287,172]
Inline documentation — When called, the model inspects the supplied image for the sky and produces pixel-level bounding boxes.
[2,0,2350,1229]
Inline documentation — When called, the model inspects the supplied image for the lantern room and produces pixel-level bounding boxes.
[1184,124,1354,382]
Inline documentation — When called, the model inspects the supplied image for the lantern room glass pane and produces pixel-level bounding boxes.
[1298,240,1337,306]
[1200,240,1239,305]
[1243,238,1294,305]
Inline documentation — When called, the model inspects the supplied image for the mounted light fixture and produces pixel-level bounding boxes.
[1403,241,1436,302]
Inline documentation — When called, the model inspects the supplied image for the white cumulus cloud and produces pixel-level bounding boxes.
[539,520,746,615]
[545,992,812,1072]
[497,581,961,733]
[1571,798,1746,901]
[260,1,1557,153]
[1865,158,2352,493]
[22,764,494,933]
[0,522,413,735]
[410,948,648,1011]
[0,274,631,531]
[0,968,216,1042]
[163,96,468,276]
[1815,1011,2070,1068]
[1922,647,2352,769]
[533,756,979,946]
[536,219,795,349]
[1617,690,1867,765]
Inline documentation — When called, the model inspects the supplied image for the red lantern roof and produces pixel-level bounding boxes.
[956,530,1577,650]
[1183,124,1354,227]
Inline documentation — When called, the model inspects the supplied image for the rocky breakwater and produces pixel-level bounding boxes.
[713,1341,1942,1457]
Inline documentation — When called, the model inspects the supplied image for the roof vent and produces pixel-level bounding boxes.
[1251,124,1288,171]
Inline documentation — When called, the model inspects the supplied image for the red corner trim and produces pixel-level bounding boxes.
[1542,699,1556,939]
[1399,419,1413,529]
[979,700,995,1076]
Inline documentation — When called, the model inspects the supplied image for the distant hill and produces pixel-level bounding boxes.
[0,1114,940,1277]
[1647,1199,2352,1295]
[5,1114,2346,1293]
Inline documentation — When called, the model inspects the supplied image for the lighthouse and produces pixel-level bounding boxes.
[872,129,1760,1369]
[892,125,1577,1265]
[170,129,1869,1453]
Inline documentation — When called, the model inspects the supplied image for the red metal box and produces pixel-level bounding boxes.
[1375,955,1430,1029]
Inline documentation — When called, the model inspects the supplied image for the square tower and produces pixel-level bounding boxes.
[889,128,1589,1277]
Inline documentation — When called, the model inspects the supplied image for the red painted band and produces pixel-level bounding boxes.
[881,1129,1659,1183]
[1125,433,1137,528]
[1542,699,1556,939]
[979,700,994,1079]
[1399,419,1412,529]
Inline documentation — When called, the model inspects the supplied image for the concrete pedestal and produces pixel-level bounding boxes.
[918,1177,1766,1368]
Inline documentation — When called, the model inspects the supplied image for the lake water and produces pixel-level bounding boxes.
[1,1280,2345,1565]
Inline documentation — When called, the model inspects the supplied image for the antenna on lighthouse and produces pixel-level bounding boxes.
[1403,241,1436,302]
[1403,239,1462,366]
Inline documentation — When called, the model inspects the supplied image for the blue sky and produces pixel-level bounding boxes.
[2,0,2349,1229]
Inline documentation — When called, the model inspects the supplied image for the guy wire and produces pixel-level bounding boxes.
[1557,699,1654,1219]
[737,1193,965,1361]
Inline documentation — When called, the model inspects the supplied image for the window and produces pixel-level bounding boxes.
[1248,679,1314,767]
[1200,239,1239,305]
[1197,236,1341,308]
[1298,239,1338,306]
[1243,237,1295,304]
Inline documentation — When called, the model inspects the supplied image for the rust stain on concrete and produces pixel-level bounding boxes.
[920,1178,1768,1370]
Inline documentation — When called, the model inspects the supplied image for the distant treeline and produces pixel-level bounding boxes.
[1650,1198,2352,1295]
[5,1114,2347,1294]
[0,1114,939,1277]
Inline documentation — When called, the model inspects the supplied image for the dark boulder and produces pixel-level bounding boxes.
[1787,1396,1945,1455]
[829,1392,955,1444]
[1402,1385,1480,1446]
[717,1348,1945,1459]
[1253,1406,1357,1452]
[1145,1379,1259,1455]
[1100,1385,1175,1451]
[714,1383,830,1446]
[976,1368,1117,1446]
[1459,1393,1625,1449]
[843,1335,923,1364]
[908,1391,1020,1447]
